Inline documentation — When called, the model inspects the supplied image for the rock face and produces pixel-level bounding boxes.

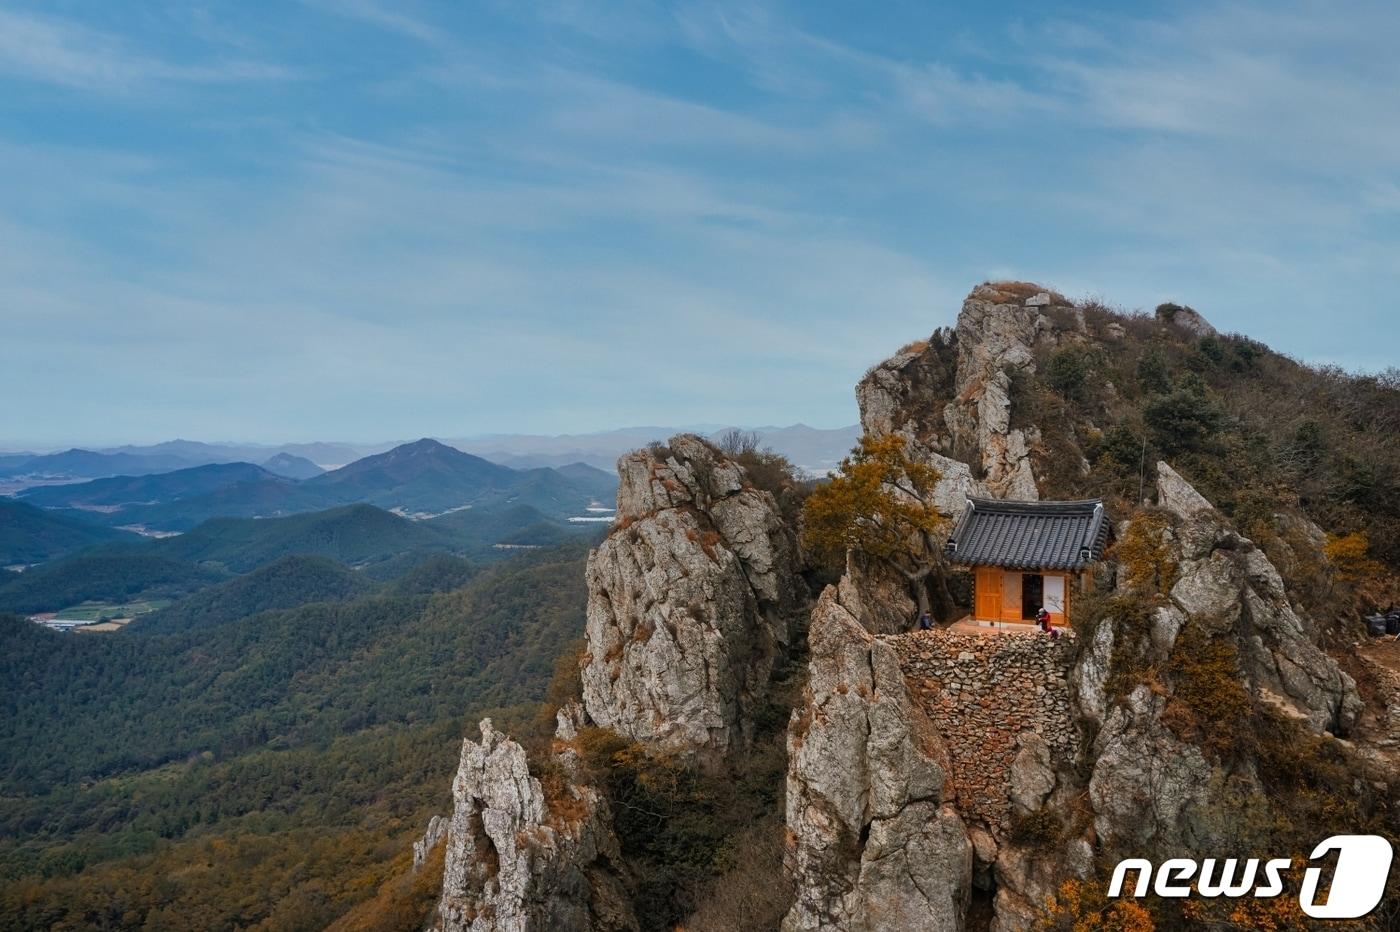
[1154,462,1359,733]
[780,444,1365,928]
[857,283,1083,509]
[1086,685,1215,852]
[415,814,449,871]
[783,285,1384,930]
[435,715,636,932]
[840,550,917,636]
[1077,463,1361,859]
[1155,302,1217,337]
[581,434,801,759]
[856,331,959,447]
[942,287,1045,501]
[855,332,985,517]
[783,585,971,932]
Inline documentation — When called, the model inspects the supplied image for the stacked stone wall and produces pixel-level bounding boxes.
[884,630,1079,831]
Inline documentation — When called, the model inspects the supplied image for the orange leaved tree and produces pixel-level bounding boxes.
[802,434,948,616]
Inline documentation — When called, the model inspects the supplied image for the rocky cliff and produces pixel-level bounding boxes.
[783,583,1093,932]
[787,281,1389,930]
[783,583,971,932]
[425,434,808,931]
[580,434,802,759]
[433,708,636,932]
[426,281,1396,931]
[856,282,1076,506]
[1080,462,1361,859]
[784,462,1371,930]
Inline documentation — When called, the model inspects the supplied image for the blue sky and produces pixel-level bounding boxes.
[2,0,1397,447]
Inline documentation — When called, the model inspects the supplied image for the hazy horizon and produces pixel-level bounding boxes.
[5,1,1399,445]
[0,421,862,455]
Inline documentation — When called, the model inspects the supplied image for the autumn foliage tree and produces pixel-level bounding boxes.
[801,434,948,616]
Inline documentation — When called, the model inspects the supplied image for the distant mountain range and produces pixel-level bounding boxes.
[0,424,859,482]
[446,424,861,473]
[0,441,373,483]
[11,439,618,533]
[21,462,274,510]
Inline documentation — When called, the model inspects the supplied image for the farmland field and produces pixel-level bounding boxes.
[52,598,172,621]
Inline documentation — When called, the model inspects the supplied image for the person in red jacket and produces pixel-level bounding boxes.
[1036,607,1059,640]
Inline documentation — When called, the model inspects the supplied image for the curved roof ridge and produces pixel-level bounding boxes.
[946,496,1111,570]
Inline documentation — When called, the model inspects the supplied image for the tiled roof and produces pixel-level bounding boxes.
[945,498,1110,571]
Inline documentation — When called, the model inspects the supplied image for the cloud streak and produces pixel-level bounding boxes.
[0,0,1396,445]
[0,8,293,93]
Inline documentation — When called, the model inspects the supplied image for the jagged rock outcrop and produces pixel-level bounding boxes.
[1078,463,1361,858]
[855,333,983,517]
[857,283,1086,509]
[785,583,1099,932]
[942,286,1047,501]
[840,550,917,635]
[581,434,801,759]
[435,714,636,932]
[785,284,1385,931]
[783,585,971,932]
[784,460,1364,928]
[415,814,449,871]
[855,331,959,444]
[1155,302,1216,337]
[1086,685,1216,851]
[1155,462,1360,732]
[992,837,1094,931]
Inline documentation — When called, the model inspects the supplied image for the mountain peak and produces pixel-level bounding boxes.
[336,438,476,470]
[261,452,325,480]
[381,438,464,461]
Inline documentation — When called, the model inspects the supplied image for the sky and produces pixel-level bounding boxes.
[2,0,1397,448]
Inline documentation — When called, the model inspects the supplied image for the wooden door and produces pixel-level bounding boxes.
[1000,571,1023,623]
[974,567,1001,622]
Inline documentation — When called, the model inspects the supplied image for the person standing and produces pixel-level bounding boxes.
[917,610,933,631]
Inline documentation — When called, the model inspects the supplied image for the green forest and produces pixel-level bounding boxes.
[0,502,594,617]
[0,542,591,930]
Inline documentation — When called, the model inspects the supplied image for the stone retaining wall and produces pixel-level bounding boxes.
[883,630,1079,831]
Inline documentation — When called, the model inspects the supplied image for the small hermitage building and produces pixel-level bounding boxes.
[945,498,1111,627]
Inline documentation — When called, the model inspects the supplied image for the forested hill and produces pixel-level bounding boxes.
[0,502,594,616]
[0,549,226,615]
[0,542,589,929]
[156,503,453,572]
[132,554,376,634]
[0,499,138,566]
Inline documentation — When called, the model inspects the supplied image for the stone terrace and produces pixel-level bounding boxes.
[883,629,1080,831]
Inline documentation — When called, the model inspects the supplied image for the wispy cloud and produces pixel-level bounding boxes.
[1,0,1397,444]
[300,0,452,46]
[0,8,293,93]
